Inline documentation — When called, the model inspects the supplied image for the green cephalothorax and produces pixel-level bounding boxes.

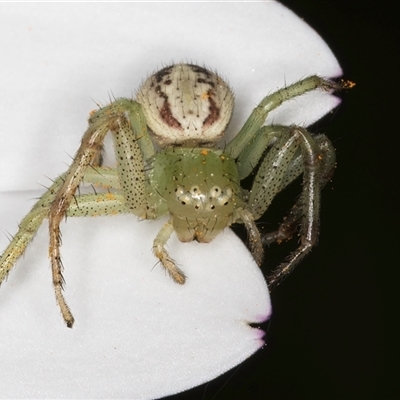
[0,63,349,327]
[151,147,244,242]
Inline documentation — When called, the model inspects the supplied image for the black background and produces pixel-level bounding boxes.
[167,1,398,399]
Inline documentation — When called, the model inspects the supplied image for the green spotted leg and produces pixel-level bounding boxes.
[245,126,334,286]
[47,99,153,327]
[0,166,130,322]
[0,175,66,286]
[226,75,342,159]
[263,134,336,286]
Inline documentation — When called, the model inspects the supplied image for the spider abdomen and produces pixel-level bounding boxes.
[137,64,234,147]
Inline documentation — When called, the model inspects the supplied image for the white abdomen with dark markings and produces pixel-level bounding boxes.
[137,63,234,146]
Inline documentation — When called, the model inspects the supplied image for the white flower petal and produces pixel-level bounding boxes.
[0,1,340,398]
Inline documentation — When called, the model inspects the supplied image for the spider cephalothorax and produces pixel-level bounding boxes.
[0,63,348,327]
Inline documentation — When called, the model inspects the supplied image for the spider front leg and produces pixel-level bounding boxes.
[226,75,343,286]
[267,131,336,286]
[245,126,333,287]
[48,99,152,327]
[0,175,67,285]
[0,167,123,282]
[262,134,336,247]
[226,75,342,159]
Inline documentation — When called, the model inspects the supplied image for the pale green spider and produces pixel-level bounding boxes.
[0,63,348,327]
